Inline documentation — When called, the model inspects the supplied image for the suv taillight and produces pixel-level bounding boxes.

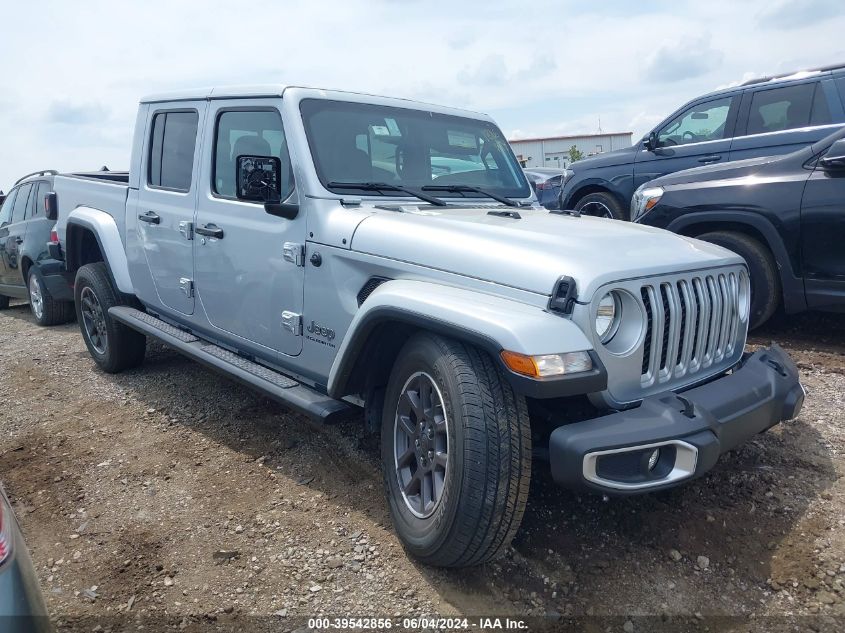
[49,229,60,245]
[0,496,11,565]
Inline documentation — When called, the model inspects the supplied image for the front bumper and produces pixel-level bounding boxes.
[549,345,804,494]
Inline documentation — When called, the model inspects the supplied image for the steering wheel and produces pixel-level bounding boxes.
[682,131,696,142]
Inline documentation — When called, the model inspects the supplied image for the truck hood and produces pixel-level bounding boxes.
[351,206,741,299]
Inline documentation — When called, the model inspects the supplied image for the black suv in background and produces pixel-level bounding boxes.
[560,63,845,219]
[632,126,845,329]
[0,170,74,325]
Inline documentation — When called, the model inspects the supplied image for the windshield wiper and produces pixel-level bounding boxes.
[421,184,520,208]
[327,181,446,207]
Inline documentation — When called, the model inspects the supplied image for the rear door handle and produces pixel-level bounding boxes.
[698,154,722,164]
[195,223,224,239]
[138,211,161,224]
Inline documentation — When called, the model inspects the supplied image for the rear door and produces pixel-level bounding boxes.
[633,94,738,189]
[136,105,206,316]
[0,183,32,287]
[730,80,841,161]
[800,139,845,309]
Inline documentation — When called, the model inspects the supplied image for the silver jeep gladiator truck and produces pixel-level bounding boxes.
[52,85,804,568]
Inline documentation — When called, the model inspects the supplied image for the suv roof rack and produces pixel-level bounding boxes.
[14,169,59,186]
[741,62,845,87]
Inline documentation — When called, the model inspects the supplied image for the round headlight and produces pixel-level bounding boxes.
[595,292,621,343]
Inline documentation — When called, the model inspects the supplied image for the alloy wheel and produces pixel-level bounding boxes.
[579,200,614,218]
[80,286,108,355]
[394,371,449,518]
[28,274,44,320]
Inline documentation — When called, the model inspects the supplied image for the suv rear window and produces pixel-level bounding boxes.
[746,82,831,135]
[11,183,32,223]
[148,111,199,192]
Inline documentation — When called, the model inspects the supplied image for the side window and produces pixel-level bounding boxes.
[148,111,199,192]
[810,83,832,126]
[746,83,816,135]
[213,110,292,199]
[0,188,17,226]
[658,96,734,146]
[27,181,48,219]
[11,183,32,223]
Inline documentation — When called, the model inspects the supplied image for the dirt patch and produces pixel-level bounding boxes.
[1,302,844,631]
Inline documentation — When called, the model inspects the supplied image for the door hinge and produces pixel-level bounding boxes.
[179,278,194,298]
[283,242,305,267]
[179,221,194,241]
[281,311,302,335]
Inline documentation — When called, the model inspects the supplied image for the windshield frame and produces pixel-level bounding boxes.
[299,98,531,201]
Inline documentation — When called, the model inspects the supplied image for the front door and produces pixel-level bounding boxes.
[801,140,845,309]
[0,183,32,288]
[193,101,305,356]
[136,104,206,316]
[634,95,738,190]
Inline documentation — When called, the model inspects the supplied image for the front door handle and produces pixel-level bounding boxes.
[195,223,224,239]
[14,237,23,244]
[698,154,722,164]
[138,211,161,224]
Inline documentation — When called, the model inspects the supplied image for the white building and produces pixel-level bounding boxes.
[509,132,634,168]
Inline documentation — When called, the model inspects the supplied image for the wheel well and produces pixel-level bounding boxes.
[679,221,770,251]
[566,185,623,210]
[66,225,104,273]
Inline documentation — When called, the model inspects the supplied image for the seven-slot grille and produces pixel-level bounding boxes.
[640,270,746,387]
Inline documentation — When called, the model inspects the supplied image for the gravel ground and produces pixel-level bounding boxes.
[0,300,843,632]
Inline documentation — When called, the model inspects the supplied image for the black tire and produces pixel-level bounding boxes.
[380,332,531,567]
[27,268,74,326]
[74,262,146,373]
[698,231,780,329]
[573,191,626,220]
[0,294,8,310]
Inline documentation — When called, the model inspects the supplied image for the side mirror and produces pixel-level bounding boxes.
[820,139,845,171]
[45,192,58,221]
[644,131,659,152]
[236,155,298,219]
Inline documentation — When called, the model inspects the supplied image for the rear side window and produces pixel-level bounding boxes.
[0,188,17,226]
[213,110,293,199]
[27,181,49,219]
[11,183,32,223]
[148,111,199,192]
[810,83,832,126]
[746,83,822,135]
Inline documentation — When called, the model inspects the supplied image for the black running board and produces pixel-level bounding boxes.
[109,306,354,423]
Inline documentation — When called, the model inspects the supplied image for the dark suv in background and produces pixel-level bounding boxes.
[632,126,845,329]
[560,63,845,219]
[0,170,74,325]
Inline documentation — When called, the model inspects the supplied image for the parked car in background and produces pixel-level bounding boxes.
[632,126,845,329]
[560,63,845,219]
[523,167,567,209]
[1,485,50,632]
[0,170,75,325]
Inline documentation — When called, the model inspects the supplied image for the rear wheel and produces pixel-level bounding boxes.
[380,332,531,567]
[74,262,146,373]
[698,231,780,329]
[573,191,626,220]
[28,268,74,326]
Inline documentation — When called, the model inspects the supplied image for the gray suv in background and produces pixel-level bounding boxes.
[0,170,74,325]
[559,63,845,219]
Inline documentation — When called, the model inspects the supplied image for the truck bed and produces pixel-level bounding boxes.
[53,173,130,244]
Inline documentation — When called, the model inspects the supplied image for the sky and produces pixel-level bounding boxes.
[1,0,844,190]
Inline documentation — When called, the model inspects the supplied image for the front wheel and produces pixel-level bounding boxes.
[74,262,146,373]
[380,333,531,567]
[573,191,626,220]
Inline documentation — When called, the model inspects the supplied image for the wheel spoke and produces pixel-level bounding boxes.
[396,445,415,468]
[421,470,432,510]
[397,414,416,438]
[401,390,423,420]
[433,451,448,470]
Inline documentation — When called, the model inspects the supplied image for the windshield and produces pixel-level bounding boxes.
[300,99,530,200]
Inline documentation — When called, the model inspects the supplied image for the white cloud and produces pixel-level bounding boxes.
[644,35,724,82]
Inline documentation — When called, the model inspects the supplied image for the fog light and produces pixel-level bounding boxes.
[647,448,661,471]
